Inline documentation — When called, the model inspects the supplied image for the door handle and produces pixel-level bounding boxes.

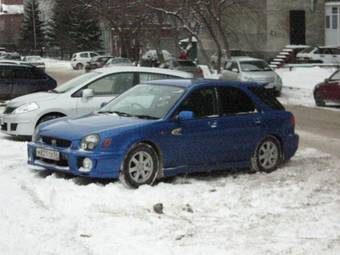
[208,120,218,128]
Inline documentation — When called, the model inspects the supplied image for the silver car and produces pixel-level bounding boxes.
[0,66,193,137]
[220,57,282,96]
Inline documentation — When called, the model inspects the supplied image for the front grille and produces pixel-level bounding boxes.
[41,136,72,148]
[1,123,7,131]
[3,107,16,114]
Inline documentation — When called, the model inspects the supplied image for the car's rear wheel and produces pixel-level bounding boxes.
[314,91,326,107]
[251,137,281,173]
[120,143,159,189]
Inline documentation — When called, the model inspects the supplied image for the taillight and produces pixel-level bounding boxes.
[290,115,296,129]
[196,67,204,78]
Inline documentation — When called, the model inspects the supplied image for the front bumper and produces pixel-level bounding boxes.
[0,113,36,136]
[27,142,124,179]
[283,133,299,161]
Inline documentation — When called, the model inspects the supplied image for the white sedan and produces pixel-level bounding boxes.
[0,67,193,137]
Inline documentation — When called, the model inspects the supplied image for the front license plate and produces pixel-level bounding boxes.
[36,148,60,161]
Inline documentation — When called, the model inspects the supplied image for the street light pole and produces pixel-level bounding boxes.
[31,0,37,50]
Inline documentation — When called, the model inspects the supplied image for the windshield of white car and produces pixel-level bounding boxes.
[240,61,272,72]
[98,84,185,119]
[51,72,100,93]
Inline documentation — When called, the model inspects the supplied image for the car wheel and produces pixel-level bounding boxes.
[76,63,84,70]
[37,113,64,126]
[120,143,159,189]
[251,137,281,173]
[314,91,325,107]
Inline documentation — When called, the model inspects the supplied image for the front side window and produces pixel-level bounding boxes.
[99,84,185,119]
[87,72,135,95]
[178,88,217,118]
[219,87,256,115]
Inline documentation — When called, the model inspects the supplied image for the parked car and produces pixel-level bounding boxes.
[140,50,172,67]
[0,52,21,61]
[71,51,99,70]
[220,57,282,96]
[160,58,203,78]
[0,63,56,102]
[22,56,45,71]
[296,46,340,64]
[0,67,193,137]
[313,69,340,106]
[27,80,299,188]
[104,57,133,68]
[85,55,113,72]
[210,49,248,69]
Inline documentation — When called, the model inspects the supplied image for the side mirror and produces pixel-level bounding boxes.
[100,101,108,108]
[177,111,194,121]
[82,88,94,101]
[232,68,239,73]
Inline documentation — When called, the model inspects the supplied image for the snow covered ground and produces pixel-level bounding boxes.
[44,58,74,71]
[0,132,339,255]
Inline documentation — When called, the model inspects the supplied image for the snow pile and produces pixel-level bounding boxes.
[0,4,23,15]
[0,133,339,254]
[276,67,337,108]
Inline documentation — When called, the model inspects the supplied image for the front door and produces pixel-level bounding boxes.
[325,5,340,45]
[290,10,306,45]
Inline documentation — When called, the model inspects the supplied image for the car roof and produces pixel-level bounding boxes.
[95,66,193,78]
[231,56,265,62]
[145,79,264,89]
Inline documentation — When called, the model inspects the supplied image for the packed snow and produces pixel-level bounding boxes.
[44,58,73,70]
[0,4,23,15]
[0,132,339,254]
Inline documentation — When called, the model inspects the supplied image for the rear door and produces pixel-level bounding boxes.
[74,72,136,115]
[215,87,262,163]
[0,66,14,101]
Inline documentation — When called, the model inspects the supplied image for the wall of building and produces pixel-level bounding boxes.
[266,0,325,57]
[0,14,23,47]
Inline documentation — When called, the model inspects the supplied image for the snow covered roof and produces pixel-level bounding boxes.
[0,4,23,15]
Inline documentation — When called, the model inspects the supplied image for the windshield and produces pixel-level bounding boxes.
[240,61,272,72]
[53,72,100,93]
[99,84,185,119]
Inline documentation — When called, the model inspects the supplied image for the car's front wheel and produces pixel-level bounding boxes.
[251,137,281,173]
[120,143,159,188]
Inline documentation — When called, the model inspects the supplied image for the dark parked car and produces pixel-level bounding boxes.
[22,56,46,71]
[0,52,21,61]
[314,69,340,106]
[85,55,113,72]
[0,63,57,101]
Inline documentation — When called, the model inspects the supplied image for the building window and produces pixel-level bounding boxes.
[326,16,331,29]
[332,15,338,29]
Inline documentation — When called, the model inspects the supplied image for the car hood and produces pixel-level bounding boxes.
[39,113,153,140]
[7,92,59,107]
[242,71,277,83]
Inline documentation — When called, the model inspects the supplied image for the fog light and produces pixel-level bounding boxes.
[80,158,93,173]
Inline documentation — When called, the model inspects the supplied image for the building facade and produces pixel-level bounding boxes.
[0,0,24,48]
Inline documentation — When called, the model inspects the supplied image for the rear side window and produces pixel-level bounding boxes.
[218,87,256,115]
[249,87,285,110]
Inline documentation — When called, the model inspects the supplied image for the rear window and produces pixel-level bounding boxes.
[249,87,285,111]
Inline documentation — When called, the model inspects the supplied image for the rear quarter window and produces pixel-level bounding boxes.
[249,87,285,111]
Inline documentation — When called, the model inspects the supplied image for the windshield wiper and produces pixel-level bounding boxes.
[134,114,159,120]
[98,110,133,117]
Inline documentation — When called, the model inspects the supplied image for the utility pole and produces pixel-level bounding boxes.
[32,0,37,50]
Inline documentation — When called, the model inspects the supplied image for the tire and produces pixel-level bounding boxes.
[251,137,281,173]
[37,114,64,126]
[76,63,84,70]
[119,143,159,189]
[314,91,325,107]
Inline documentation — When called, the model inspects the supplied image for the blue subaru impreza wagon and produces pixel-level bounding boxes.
[28,79,299,188]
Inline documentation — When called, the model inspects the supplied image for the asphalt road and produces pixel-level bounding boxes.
[47,69,340,157]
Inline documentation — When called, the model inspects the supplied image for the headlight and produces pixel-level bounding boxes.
[80,134,100,151]
[13,102,39,114]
